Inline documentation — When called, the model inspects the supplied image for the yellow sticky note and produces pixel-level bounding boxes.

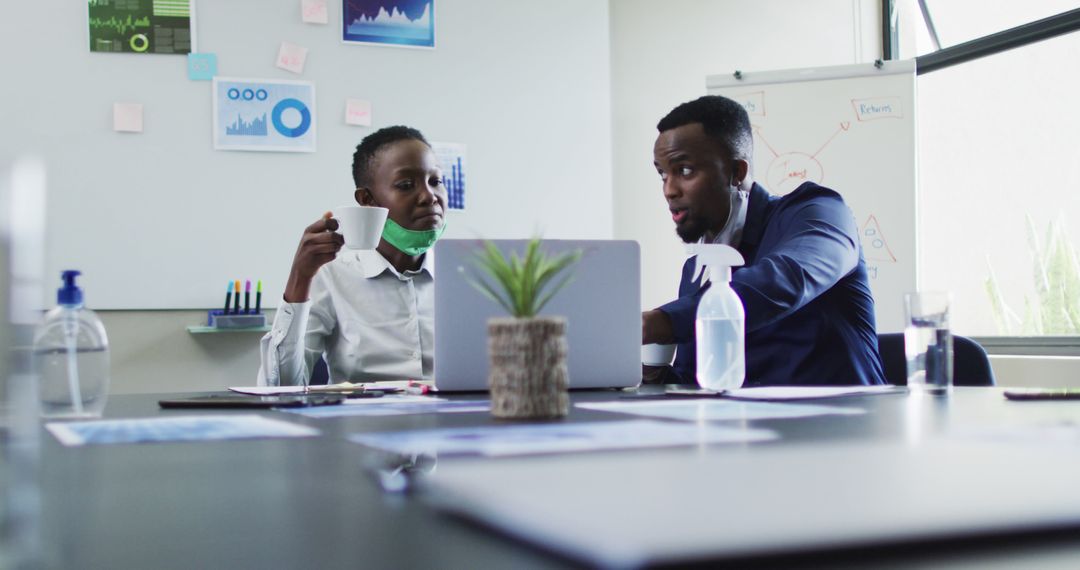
[113,103,144,133]
[276,42,308,74]
[345,99,372,127]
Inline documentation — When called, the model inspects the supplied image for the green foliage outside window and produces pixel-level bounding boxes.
[986,215,1080,335]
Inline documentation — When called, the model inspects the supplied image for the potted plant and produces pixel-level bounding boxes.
[467,238,582,419]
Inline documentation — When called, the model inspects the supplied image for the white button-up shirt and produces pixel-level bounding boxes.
[257,250,434,386]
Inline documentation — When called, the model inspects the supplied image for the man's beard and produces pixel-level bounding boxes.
[675,217,707,243]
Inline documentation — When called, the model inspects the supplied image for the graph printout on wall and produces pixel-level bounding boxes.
[432,142,466,210]
[212,78,317,153]
[342,0,435,48]
[88,0,195,54]
[706,61,917,332]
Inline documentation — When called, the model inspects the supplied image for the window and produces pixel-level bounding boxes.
[904,3,1080,349]
[911,0,1079,55]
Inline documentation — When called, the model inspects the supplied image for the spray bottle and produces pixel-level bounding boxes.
[690,244,746,391]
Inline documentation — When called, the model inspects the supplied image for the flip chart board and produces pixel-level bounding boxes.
[707,60,917,331]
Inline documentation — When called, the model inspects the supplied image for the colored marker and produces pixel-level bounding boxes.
[255,280,262,313]
[223,281,232,315]
[244,280,251,314]
[233,280,241,314]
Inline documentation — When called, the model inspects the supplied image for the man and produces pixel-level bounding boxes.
[258,125,447,386]
[642,95,885,386]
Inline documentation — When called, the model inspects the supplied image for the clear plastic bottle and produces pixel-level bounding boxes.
[34,270,110,418]
[692,245,746,391]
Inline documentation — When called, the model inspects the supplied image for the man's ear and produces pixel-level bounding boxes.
[355,187,376,206]
[731,160,750,187]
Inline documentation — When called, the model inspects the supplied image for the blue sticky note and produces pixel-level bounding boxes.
[188,53,218,81]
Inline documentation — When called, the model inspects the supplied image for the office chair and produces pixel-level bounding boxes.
[876,333,995,387]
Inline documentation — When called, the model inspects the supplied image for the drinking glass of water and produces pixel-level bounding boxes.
[904,291,953,394]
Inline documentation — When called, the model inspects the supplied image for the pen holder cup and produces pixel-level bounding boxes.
[207,310,267,329]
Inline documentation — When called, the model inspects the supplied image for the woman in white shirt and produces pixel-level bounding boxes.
[258,126,448,386]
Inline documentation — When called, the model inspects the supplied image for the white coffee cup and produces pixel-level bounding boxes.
[335,205,388,250]
[641,343,676,366]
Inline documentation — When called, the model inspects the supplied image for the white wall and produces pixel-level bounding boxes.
[2,0,613,310]
[2,0,612,391]
[610,0,881,311]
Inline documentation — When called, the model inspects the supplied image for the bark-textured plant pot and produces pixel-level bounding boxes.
[487,316,569,419]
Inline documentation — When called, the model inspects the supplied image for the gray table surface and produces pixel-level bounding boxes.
[29,387,1080,569]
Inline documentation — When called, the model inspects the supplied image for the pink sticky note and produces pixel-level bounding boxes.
[113,103,144,133]
[345,99,372,127]
[276,42,308,74]
[301,0,328,24]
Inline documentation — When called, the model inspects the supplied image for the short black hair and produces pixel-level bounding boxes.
[656,95,752,164]
[351,125,430,188]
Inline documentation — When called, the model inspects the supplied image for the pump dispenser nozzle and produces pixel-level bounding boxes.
[58,269,84,307]
[687,244,744,283]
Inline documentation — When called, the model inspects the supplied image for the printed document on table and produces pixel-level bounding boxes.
[724,385,906,401]
[46,415,318,447]
[230,380,429,395]
[283,398,488,418]
[349,419,776,457]
[576,400,865,422]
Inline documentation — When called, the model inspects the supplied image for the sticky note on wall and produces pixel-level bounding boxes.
[345,99,372,126]
[276,42,308,74]
[113,103,144,133]
[188,53,218,81]
[301,0,329,24]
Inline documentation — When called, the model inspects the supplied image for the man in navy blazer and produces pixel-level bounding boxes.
[641,95,886,386]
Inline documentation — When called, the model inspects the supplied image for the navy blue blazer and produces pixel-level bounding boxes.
[659,182,886,386]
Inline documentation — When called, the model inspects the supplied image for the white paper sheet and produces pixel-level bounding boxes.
[341,395,445,406]
[300,0,328,24]
[350,419,776,457]
[725,385,906,401]
[46,415,318,446]
[576,399,865,422]
[113,103,144,132]
[229,380,429,396]
[345,98,372,126]
[275,42,308,74]
[285,399,488,418]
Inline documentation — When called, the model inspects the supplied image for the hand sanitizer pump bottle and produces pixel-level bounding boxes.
[34,270,110,418]
[692,245,746,391]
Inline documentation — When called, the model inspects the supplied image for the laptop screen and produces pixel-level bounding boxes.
[432,239,641,392]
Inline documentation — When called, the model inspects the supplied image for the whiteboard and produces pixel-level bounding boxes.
[707,60,916,332]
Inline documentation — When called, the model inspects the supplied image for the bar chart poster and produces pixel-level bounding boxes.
[88,0,195,54]
[212,78,317,153]
[432,142,465,210]
[342,0,435,48]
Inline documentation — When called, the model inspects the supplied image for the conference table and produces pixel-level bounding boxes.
[28,386,1080,568]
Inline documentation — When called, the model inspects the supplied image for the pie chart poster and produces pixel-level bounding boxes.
[212,77,316,153]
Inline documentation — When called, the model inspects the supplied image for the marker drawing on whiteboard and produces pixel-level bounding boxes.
[860,215,897,263]
[734,92,766,117]
[851,97,904,121]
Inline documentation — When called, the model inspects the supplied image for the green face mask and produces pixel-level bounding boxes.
[381,218,446,256]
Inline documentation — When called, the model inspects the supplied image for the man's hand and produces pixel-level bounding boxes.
[641,309,675,345]
[283,212,344,302]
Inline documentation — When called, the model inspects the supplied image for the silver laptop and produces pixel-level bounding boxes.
[433,239,641,392]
